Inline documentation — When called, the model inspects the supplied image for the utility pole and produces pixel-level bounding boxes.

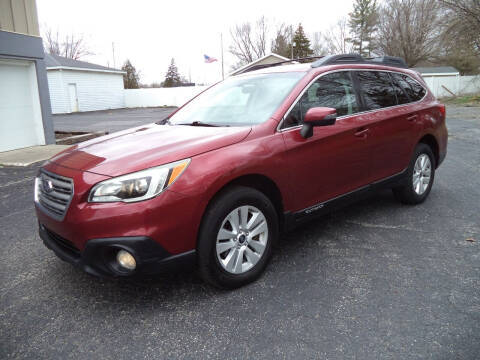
[290,25,293,59]
[221,33,225,80]
[112,42,116,68]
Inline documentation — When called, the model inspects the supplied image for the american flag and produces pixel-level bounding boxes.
[204,54,218,63]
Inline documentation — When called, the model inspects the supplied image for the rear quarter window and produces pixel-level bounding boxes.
[391,73,426,102]
[403,75,426,101]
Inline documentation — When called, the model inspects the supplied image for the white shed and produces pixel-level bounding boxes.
[411,66,461,98]
[411,66,460,78]
[45,54,126,114]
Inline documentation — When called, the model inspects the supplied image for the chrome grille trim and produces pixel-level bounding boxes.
[35,169,74,221]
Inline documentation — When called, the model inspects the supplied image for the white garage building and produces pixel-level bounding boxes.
[45,54,126,114]
[0,0,54,152]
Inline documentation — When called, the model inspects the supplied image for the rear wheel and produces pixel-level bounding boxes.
[393,143,435,204]
[197,186,278,289]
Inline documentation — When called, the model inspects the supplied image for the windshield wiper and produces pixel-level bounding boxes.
[156,117,172,125]
[177,121,220,127]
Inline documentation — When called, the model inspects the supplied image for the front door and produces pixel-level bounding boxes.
[281,71,374,212]
[68,83,79,112]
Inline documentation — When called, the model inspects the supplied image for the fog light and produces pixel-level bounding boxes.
[116,250,136,270]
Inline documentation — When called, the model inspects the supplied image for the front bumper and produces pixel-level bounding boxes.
[39,223,196,277]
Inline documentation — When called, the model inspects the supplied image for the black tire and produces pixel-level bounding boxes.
[393,143,436,205]
[197,186,279,289]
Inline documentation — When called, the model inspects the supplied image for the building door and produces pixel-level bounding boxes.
[68,83,79,112]
[0,59,45,152]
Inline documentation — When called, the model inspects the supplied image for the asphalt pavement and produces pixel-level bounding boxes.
[53,107,176,133]
[1,105,479,359]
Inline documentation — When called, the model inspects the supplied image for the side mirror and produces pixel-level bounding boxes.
[300,107,337,139]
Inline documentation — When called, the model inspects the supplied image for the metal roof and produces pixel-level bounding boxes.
[411,66,459,75]
[45,53,124,73]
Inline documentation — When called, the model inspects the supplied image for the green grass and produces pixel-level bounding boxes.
[441,94,480,106]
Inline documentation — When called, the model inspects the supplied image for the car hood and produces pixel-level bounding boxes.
[49,124,251,177]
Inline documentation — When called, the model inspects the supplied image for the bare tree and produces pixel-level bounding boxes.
[255,16,268,58]
[44,29,93,60]
[229,16,268,65]
[44,29,61,56]
[439,0,480,55]
[271,23,292,58]
[311,32,328,56]
[375,0,442,67]
[322,18,354,54]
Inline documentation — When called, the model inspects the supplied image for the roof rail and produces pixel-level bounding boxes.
[368,56,408,68]
[236,54,409,75]
[311,53,408,69]
[311,54,364,68]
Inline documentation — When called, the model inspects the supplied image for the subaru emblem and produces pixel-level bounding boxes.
[43,178,54,193]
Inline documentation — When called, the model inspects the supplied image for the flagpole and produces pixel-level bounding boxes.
[221,33,224,80]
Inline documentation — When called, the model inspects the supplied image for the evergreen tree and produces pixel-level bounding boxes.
[348,0,378,57]
[292,24,313,58]
[121,59,140,89]
[163,58,181,87]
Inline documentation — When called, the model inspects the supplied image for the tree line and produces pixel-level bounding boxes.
[229,0,480,74]
[122,58,192,89]
[43,0,479,88]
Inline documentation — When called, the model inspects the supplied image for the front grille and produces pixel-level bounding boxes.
[35,170,74,221]
[43,226,80,256]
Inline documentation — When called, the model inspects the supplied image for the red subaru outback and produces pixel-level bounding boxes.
[35,54,447,288]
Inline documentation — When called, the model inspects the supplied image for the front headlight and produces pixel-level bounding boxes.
[88,159,190,203]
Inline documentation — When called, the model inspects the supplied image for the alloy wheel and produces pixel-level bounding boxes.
[216,205,268,274]
[413,154,432,195]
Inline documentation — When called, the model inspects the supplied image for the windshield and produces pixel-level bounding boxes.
[168,72,305,126]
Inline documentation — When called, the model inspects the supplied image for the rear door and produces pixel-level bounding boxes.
[354,70,420,182]
[280,71,374,211]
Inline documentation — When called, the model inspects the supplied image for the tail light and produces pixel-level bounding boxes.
[438,104,446,121]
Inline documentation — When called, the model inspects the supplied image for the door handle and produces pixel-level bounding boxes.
[354,128,370,137]
[407,114,418,122]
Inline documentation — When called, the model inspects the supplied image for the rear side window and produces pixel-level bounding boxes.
[389,73,410,104]
[403,75,426,101]
[356,71,397,110]
[390,73,426,102]
[283,71,359,128]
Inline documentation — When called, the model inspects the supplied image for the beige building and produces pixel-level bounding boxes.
[0,0,40,36]
[0,0,54,152]
[229,53,290,76]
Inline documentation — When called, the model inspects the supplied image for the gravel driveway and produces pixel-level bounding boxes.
[1,105,479,359]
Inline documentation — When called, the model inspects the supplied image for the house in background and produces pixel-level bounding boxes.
[0,0,54,152]
[229,53,290,76]
[45,54,126,114]
[412,66,461,97]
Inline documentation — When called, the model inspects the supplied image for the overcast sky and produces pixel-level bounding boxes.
[37,0,354,84]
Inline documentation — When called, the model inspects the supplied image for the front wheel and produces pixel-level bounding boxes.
[393,143,436,204]
[197,186,278,289]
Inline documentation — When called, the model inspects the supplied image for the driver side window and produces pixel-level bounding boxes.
[283,71,359,128]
